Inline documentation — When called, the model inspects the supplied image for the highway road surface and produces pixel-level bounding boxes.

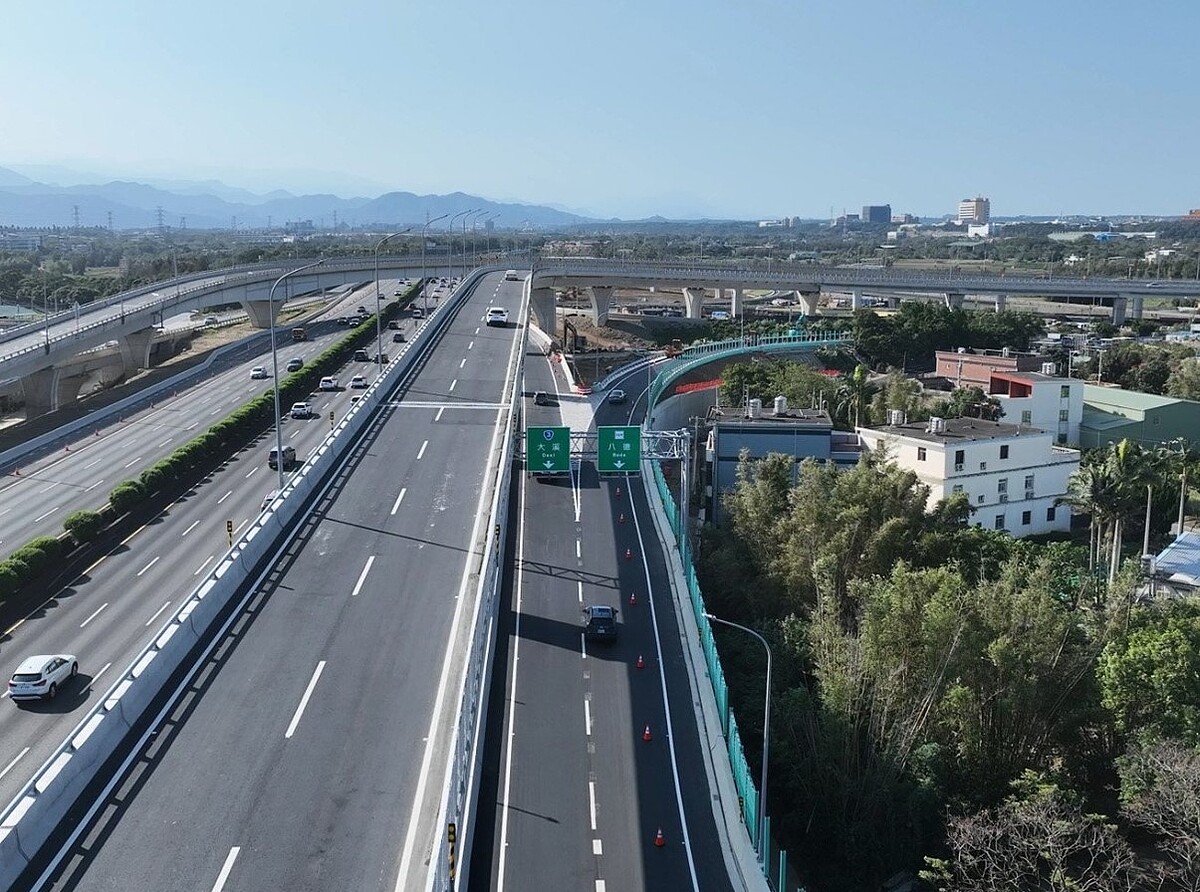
[469,352,735,890]
[23,272,524,892]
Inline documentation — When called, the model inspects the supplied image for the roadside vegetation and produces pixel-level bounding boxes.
[697,438,1200,891]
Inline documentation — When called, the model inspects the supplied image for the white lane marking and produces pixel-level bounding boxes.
[459,358,466,369]
[217,490,233,505]
[80,602,109,628]
[588,781,598,831]
[289,429,300,439]
[145,600,171,626]
[285,661,326,739]
[596,882,606,892]
[34,507,58,523]
[449,379,457,392]
[581,633,587,660]
[83,458,103,470]
[210,846,241,892]
[474,327,480,334]
[122,456,142,469]
[629,477,701,887]
[584,698,592,736]
[185,422,199,431]
[593,839,603,856]
[245,467,258,479]
[83,478,105,493]
[208,406,221,415]
[37,482,56,494]
[576,540,581,559]
[435,407,445,422]
[182,519,200,537]
[351,556,376,597]
[416,440,428,460]
[91,662,112,687]
[136,556,161,577]
[468,341,474,350]
[0,748,30,783]
[578,580,583,603]
[234,518,248,534]
[390,488,407,516]
[158,438,172,447]
[194,554,215,575]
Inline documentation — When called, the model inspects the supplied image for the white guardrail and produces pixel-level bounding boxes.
[0,268,494,889]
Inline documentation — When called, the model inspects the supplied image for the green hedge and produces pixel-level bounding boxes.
[64,509,106,544]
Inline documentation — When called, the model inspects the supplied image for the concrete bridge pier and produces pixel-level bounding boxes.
[682,287,706,319]
[731,287,744,318]
[796,289,820,317]
[1130,294,1144,321]
[994,294,1008,313]
[1112,295,1129,326]
[241,298,276,329]
[944,292,965,310]
[530,287,557,334]
[851,290,864,311]
[589,286,613,326]
[20,366,80,418]
[118,328,156,375]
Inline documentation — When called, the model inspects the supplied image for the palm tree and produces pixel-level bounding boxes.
[1102,439,1157,583]
[1062,460,1120,574]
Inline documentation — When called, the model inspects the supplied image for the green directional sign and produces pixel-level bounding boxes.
[597,426,641,473]
[527,425,570,473]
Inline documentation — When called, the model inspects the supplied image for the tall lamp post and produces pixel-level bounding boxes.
[270,259,325,490]
[374,227,413,365]
[704,612,772,868]
[448,210,475,280]
[474,212,498,267]
[464,209,485,273]
[421,213,449,315]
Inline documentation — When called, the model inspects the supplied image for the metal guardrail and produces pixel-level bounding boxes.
[531,258,1200,297]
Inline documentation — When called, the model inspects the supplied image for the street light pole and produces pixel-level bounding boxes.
[464,210,484,273]
[703,613,772,868]
[448,210,474,280]
[422,213,449,316]
[374,227,413,366]
[269,259,325,490]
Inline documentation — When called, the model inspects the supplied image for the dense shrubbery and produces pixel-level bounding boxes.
[63,509,105,544]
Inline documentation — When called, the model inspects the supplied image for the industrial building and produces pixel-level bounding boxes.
[1080,385,1200,448]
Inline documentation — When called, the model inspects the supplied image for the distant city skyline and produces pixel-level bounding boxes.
[1,1,1197,221]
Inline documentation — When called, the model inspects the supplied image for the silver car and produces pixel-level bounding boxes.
[9,654,78,701]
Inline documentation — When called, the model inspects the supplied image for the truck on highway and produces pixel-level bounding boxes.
[291,327,307,342]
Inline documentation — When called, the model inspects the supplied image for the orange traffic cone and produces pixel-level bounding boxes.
[618,513,626,524]
[654,828,666,847]
[615,485,622,497]
[624,548,633,561]
[643,724,653,742]
[636,654,645,670]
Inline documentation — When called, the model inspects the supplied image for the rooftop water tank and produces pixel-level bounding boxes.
[747,398,762,419]
[774,395,788,415]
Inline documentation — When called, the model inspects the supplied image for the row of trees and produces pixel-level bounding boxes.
[698,443,1200,891]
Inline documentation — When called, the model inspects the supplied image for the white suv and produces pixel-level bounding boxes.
[9,654,78,701]
[319,376,339,391]
[290,402,312,419]
[486,307,509,326]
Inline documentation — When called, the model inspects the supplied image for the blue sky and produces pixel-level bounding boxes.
[1,1,1195,220]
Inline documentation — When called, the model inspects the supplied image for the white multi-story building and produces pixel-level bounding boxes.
[988,369,1084,447]
[858,417,1080,537]
[957,196,991,224]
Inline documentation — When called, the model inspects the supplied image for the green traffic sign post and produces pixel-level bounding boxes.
[597,426,642,473]
[527,425,571,473]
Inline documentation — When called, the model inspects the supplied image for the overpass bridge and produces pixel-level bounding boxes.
[0,256,462,417]
[529,258,1199,328]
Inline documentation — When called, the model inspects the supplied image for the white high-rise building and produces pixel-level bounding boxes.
[958,196,991,224]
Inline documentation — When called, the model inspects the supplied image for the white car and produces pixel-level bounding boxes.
[250,366,268,379]
[350,375,367,389]
[9,654,78,701]
[319,376,339,391]
[486,307,509,326]
[290,402,312,419]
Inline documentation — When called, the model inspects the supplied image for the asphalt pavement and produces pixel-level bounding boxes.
[469,351,734,891]
[26,272,525,892]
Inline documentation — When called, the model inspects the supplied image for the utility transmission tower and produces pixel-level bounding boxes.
[107,211,114,231]
[332,210,339,230]
[155,206,166,232]
[72,205,81,230]
[179,216,187,230]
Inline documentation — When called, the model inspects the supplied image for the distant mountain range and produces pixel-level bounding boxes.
[0,166,593,230]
